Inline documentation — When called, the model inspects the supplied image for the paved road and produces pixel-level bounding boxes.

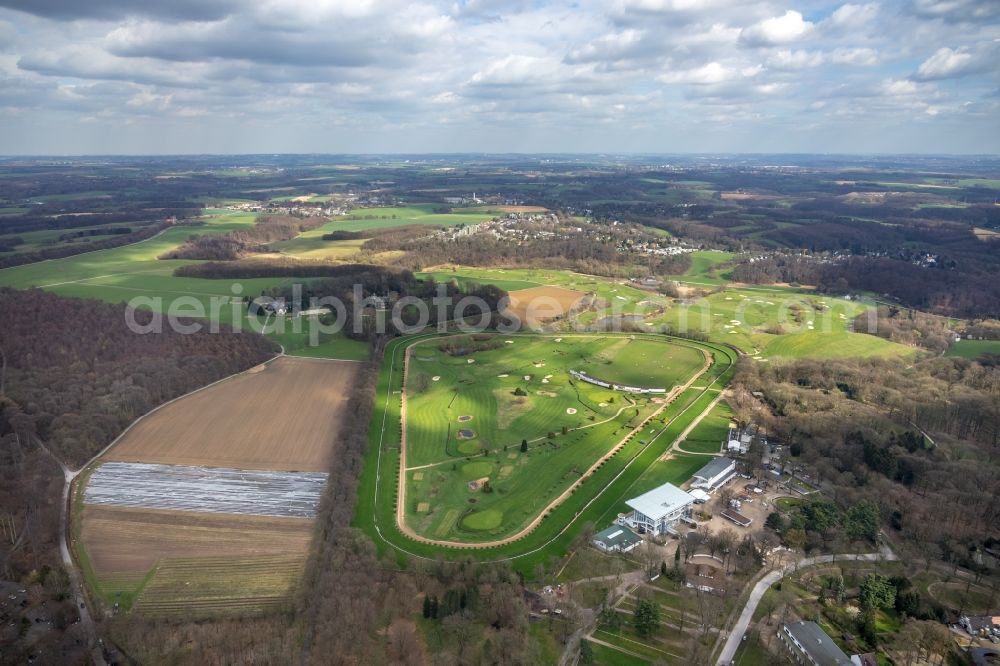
[715,546,897,665]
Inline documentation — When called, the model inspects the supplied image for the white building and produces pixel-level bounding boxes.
[690,457,737,493]
[618,482,695,536]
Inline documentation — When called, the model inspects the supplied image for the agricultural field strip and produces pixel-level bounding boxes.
[394,333,712,548]
[84,462,327,518]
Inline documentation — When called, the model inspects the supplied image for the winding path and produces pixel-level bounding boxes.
[714,545,897,665]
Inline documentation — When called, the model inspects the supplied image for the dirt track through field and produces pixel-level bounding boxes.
[81,506,312,575]
[393,335,712,548]
[105,355,358,471]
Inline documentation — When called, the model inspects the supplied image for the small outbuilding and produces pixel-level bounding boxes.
[593,525,643,553]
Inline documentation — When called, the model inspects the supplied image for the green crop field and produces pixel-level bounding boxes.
[0,208,368,360]
[268,204,498,260]
[945,339,1000,359]
[403,334,705,542]
[330,205,497,231]
[666,249,734,285]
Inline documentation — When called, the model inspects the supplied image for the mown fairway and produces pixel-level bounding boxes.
[416,265,913,359]
[401,334,706,543]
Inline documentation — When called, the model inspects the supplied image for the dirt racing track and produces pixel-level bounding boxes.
[75,355,358,619]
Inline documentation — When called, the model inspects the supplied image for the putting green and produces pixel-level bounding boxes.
[457,441,481,455]
[462,509,503,531]
[462,461,493,479]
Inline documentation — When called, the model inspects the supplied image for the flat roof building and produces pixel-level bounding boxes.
[618,482,695,536]
[779,621,852,665]
[593,525,642,553]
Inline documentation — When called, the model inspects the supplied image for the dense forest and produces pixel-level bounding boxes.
[736,352,1000,571]
[262,265,508,341]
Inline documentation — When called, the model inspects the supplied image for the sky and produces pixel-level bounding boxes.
[0,0,997,155]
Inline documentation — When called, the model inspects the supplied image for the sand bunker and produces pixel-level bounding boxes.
[457,429,477,440]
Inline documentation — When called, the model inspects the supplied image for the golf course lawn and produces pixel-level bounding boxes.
[402,334,706,542]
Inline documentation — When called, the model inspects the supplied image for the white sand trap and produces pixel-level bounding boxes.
[730,320,741,324]
[599,402,608,407]
[767,301,775,305]
[467,358,476,364]
[533,362,545,368]
[544,374,553,379]
[432,376,441,381]
[566,408,577,415]
[555,338,562,342]
[541,379,549,383]
[724,297,733,300]
[644,322,654,326]
[505,340,514,344]
[498,374,509,378]
[615,296,626,300]
[723,325,732,329]
[524,375,532,381]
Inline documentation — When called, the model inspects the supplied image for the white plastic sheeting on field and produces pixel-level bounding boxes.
[84,462,327,518]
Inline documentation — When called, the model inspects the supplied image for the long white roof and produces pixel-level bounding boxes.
[626,482,694,521]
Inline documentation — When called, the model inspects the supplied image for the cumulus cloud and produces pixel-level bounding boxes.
[740,10,814,46]
[659,61,761,84]
[0,0,997,153]
[914,45,995,80]
[824,3,878,31]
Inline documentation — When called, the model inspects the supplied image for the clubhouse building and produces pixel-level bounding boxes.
[617,482,696,536]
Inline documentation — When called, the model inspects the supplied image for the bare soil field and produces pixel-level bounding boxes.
[81,506,312,575]
[504,285,587,326]
[105,356,358,471]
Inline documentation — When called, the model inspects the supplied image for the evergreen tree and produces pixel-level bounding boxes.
[520,439,528,453]
[633,599,662,638]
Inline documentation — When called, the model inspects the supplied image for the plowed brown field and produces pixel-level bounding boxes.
[105,356,358,471]
[81,505,313,575]
[504,285,586,326]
